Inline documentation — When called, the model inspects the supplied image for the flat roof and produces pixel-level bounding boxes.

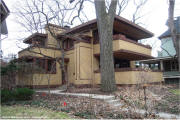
[23,33,47,44]
[58,15,153,40]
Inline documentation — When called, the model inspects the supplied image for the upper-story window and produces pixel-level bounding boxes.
[32,39,45,46]
[24,33,47,47]
[63,39,74,50]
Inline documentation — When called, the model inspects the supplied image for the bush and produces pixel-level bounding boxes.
[14,88,35,101]
[1,89,15,102]
[1,88,35,103]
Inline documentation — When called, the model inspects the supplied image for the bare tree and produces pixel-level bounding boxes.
[94,0,117,92]
[117,0,130,15]
[132,0,148,24]
[14,0,89,90]
[13,0,89,34]
[168,0,180,73]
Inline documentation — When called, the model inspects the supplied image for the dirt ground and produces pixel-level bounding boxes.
[67,84,180,115]
[2,84,179,119]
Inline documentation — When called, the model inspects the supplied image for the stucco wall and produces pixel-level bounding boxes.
[94,71,163,84]
[19,47,61,58]
[74,42,93,84]
[93,39,151,56]
[45,26,66,48]
[65,50,75,84]
[17,61,62,86]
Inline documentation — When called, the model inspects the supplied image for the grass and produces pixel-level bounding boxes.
[0,105,71,119]
[169,89,180,95]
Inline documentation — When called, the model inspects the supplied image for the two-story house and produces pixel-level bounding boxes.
[139,16,180,83]
[17,15,163,88]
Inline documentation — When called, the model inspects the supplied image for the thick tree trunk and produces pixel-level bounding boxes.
[95,0,117,92]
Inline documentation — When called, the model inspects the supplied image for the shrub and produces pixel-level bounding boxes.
[14,88,35,101]
[1,89,15,102]
[1,88,35,103]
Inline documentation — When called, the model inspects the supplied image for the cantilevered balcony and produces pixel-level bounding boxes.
[94,34,153,60]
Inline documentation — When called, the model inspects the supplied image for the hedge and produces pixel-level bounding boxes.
[1,88,35,103]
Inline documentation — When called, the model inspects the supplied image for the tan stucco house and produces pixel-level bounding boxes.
[17,15,163,88]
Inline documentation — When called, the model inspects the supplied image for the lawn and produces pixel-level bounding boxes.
[169,89,180,95]
[0,105,71,119]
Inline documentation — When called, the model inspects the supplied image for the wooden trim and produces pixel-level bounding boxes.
[74,40,91,44]
[45,59,48,72]
[94,68,162,73]
[114,49,153,58]
[23,33,47,43]
[94,49,153,59]
[64,47,74,51]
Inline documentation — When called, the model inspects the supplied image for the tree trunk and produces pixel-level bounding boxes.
[95,0,117,92]
[168,0,180,75]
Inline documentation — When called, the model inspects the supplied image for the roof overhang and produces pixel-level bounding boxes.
[95,49,153,61]
[23,33,47,44]
[58,15,153,40]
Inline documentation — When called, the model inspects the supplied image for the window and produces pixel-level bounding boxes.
[63,39,74,50]
[171,60,178,71]
[34,58,56,74]
[114,58,130,68]
[47,59,56,73]
[32,39,45,46]
[163,59,179,71]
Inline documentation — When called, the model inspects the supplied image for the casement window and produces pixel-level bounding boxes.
[163,59,179,71]
[47,59,56,73]
[114,58,130,68]
[63,39,74,50]
[34,58,56,74]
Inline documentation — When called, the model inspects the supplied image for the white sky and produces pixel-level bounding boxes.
[2,0,180,58]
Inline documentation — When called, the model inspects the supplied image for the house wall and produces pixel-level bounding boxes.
[94,71,163,84]
[94,39,151,56]
[74,42,93,85]
[17,61,62,87]
[19,47,61,58]
[45,26,66,48]
[65,49,75,84]
[159,37,176,57]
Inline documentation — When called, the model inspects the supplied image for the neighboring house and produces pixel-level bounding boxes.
[0,0,10,59]
[140,16,180,83]
[17,15,163,88]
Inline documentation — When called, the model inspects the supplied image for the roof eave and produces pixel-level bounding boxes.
[23,33,47,44]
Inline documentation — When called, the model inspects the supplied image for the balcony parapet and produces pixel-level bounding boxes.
[113,34,152,49]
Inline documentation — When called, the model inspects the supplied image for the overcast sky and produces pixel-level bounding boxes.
[1,0,180,58]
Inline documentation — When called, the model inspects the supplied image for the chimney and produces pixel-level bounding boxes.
[64,25,70,30]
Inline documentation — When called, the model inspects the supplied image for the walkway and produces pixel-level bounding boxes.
[36,89,180,119]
